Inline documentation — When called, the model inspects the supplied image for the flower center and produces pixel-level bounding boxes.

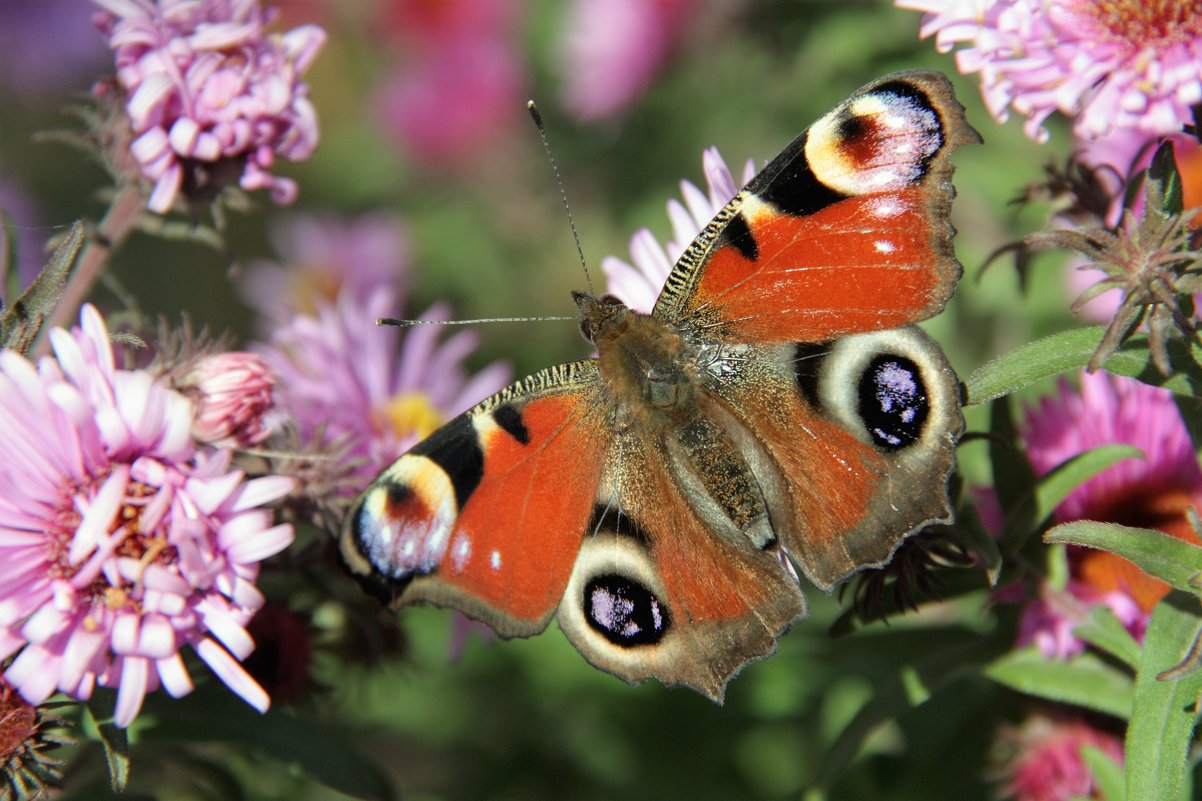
[49,478,180,614]
[382,392,444,441]
[1077,0,1202,46]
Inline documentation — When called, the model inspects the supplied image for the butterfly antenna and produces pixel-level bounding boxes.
[377,315,575,327]
[528,100,594,296]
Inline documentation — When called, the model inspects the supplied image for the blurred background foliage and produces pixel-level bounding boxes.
[0,0,1103,799]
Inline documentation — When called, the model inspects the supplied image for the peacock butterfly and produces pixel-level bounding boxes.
[341,71,980,700]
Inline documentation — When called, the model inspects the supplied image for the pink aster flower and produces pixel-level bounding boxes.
[240,213,411,329]
[1015,370,1202,656]
[897,0,1202,142]
[603,147,755,312]
[0,305,295,727]
[260,284,511,486]
[374,0,524,165]
[183,351,276,447]
[557,0,694,121]
[999,715,1124,801]
[92,0,326,213]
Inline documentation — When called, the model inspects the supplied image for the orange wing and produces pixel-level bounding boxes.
[556,430,807,701]
[340,362,610,636]
[654,71,980,343]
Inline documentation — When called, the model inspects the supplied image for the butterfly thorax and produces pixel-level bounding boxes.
[574,291,698,424]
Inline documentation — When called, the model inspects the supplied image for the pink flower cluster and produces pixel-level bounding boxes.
[93,0,326,212]
[0,306,293,726]
[897,0,1202,142]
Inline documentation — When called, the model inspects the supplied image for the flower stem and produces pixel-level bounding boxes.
[38,184,144,353]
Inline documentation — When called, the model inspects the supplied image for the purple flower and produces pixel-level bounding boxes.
[603,147,754,311]
[1014,370,1202,656]
[897,0,1202,142]
[260,285,511,486]
[239,213,410,328]
[557,0,694,121]
[92,0,326,213]
[0,306,295,726]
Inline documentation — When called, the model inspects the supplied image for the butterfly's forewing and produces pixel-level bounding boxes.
[341,362,610,636]
[651,71,977,589]
[655,71,980,342]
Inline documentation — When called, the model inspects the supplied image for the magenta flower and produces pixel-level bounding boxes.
[0,306,295,726]
[92,0,326,213]
[603,147,755,312]
[183,352,276,447]
[897,0,1202,142]
[240,213,411,328]
[557,0,694,121]
[374,0,524,164]
[260,285,511,486]
[1000,715,1124,801]
[1015,370,1202,656]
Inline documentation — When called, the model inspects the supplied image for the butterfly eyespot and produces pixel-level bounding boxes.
[584,574,670,646]
[797,327,959,456]
[858,354,928,450]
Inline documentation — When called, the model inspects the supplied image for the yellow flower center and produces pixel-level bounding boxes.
[382,392,444,441]
[289,268,342,317]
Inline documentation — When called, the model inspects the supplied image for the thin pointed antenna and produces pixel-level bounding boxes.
[527,100,594,296]
[377,315,575,328]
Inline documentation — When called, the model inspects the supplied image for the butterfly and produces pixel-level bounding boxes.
[341,71,980,701]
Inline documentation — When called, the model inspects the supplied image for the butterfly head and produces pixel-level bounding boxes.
[572,290,629,345]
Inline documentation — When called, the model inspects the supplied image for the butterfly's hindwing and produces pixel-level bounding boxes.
[557,434,806,701]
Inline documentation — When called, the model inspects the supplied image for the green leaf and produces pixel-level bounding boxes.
[1173,395,1202,454]
[964,327,1106,406]
[1072,604,1142,670]
[984,648,1133,719]
[1045,522,1202,593]
[1036,446,1143,522]
[1102,335,1202,397]
[0,220,85,354]
[998,445,1143,556]
[954,501,1003,586]
[1081,744,1126,801]
[963,327,1202,405]
[85,688,131,793]
[1146,140,1184,219]
[1126,592,1202,801]
[988,395,1032,520]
